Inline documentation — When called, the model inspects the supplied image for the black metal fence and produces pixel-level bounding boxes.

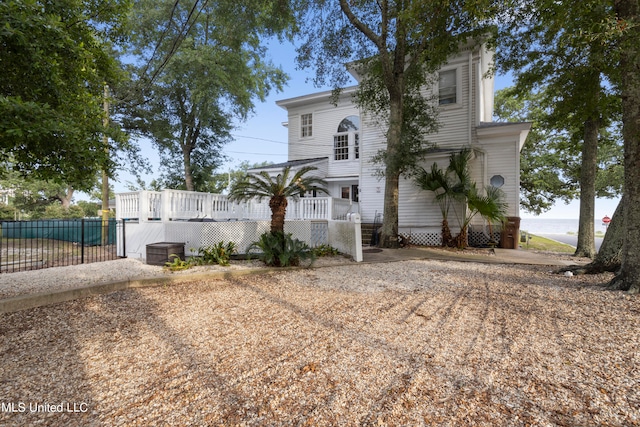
[0,219,124,273]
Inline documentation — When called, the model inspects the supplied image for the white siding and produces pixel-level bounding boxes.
[286,102,361,177]
[358,113,387,222]
[420,50,476,149]
[398,156,452,228]
[484,140,521,217]
[398,176,442,227]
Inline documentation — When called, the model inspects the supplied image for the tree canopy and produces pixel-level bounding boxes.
[494,87,623,215]
[0,0,131,191]
[119,0,292,191]
[495,0,623,258]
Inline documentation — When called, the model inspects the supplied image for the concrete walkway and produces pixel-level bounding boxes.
[1,247,584,314]
[362,246,584,266]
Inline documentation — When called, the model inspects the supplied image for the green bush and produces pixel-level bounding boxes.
[248,231,315,267]
[0,203,17,220]
[41,204,85,219]
[164,254,191,271]
[196,242,237,266]
[312,244,340,257]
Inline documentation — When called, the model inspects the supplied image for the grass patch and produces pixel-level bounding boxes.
[519,233,575,253]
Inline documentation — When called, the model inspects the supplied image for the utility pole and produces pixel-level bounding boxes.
[102,85,110,246]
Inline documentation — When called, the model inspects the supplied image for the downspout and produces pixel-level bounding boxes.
[474,147,490,237]
[468,50,473,146]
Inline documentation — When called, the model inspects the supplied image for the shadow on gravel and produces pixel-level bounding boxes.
[1,264,638,426]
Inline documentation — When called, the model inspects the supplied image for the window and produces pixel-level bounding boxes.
[337,116,359,132]
[490,175,505,188]
[351,185,359,202]
[334,134,349,160]
[301,113,312,137]
[439,69,457,105]
[334,115,360,161]
[341,187,350,199]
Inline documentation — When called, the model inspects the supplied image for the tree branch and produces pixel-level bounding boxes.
[339,0,383,49]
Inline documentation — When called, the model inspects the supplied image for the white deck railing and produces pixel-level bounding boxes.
[116,189,359,222]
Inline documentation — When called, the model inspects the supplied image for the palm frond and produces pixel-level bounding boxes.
[228,165,328,202]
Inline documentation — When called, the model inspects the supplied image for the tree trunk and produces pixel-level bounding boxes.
[59,186,74,210]
[181,116,199,192]
[379,172,400,248]
[563,197,623,275]
[183,147,194,192]
[454,227,468,249]
[613,0,640,294]
[378,90,403,249]
[269,196,287,235]
[574,116,598,258]
[441,218,453,247]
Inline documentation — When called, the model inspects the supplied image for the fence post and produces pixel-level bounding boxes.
[162,189,171,221]
[81,218,85,264]
[139,191,149,222]
[121,219,126,258]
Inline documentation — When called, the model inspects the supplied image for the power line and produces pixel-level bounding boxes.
[225,150,287,156]
[232,133,341,149]
[231,134,287,145]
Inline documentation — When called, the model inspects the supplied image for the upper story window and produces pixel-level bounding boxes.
[355,133,360,159]
[439,69,457,105]
[301,113,313,137]
[334,115,360,161]
[334,134,349,160]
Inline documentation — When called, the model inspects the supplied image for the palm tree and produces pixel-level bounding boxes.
[415,149,507,249]
[455,183,508,248]
[228,166,328,234]
[414,163,454,247]
[414,149,473,247]
[472,185,508,246]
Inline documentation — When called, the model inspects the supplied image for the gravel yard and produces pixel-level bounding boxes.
[1,259,638,426]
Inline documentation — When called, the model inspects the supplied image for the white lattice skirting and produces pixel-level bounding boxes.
[121,219,363,262]
[164,221,314,255]
[398,226,503,247]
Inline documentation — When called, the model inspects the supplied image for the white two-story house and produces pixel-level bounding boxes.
[252,42,531,246]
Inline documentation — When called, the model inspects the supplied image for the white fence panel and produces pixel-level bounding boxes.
[115,191,358,222]
[116,192,140,220]
[332,199,359,220]
[120,222,165,259]
[166,190,210,219]
[122,219,361,262]
[328,219,363,262]
[162,220,313,256]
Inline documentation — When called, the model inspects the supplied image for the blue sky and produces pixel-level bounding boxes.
[112,39,621,220]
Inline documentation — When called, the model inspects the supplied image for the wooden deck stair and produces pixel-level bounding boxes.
[360,223,378,247]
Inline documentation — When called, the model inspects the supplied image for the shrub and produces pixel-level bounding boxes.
[248,231,315,267]
[196,242,237,266]
[164,254,192,271]
[312,244,340,257]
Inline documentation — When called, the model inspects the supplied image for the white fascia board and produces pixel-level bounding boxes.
[476,122,532,151]
[248,158,329,174]
[276,86,358,110]
[323,175,359,182]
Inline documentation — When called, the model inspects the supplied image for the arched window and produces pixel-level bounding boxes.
[334,115,360,161]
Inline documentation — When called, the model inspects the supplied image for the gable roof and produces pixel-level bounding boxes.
[276,87,358,109]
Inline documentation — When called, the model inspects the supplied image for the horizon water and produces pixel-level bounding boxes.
[520,218,608,235]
